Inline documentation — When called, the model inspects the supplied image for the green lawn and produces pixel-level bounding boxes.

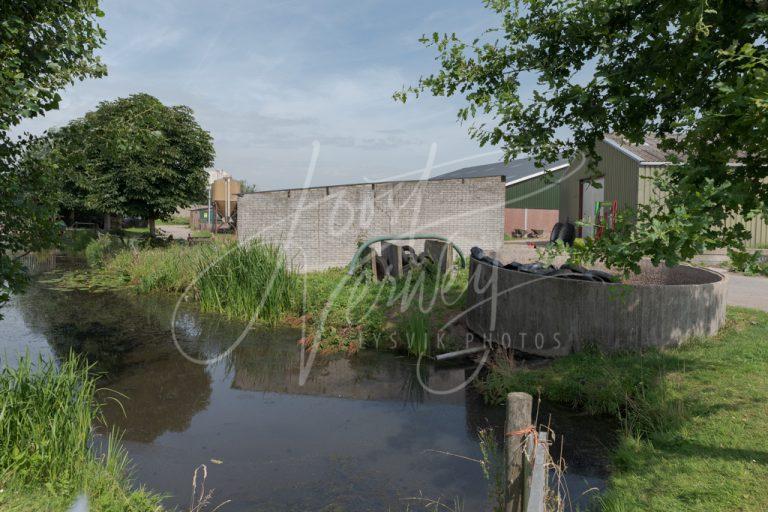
[479,308,768,511]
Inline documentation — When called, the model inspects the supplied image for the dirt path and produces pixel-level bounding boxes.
[157,224,192,239]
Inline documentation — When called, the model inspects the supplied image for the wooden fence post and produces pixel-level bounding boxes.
[505,392,533,512]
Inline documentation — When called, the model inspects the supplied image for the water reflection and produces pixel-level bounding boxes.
[0,266,612,511]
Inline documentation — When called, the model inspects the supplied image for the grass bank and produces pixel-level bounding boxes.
[478,308,768,511]
[58,240,467,353]
[0,355,162,511]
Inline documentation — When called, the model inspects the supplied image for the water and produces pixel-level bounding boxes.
[0,259,612,511]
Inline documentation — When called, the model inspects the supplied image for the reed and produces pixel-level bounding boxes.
[0,354,161,510]
[399,308,431,356]
[100,240,298,325]
[197,240,298,325]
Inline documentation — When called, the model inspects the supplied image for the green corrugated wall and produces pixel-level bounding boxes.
[505,169,564,209]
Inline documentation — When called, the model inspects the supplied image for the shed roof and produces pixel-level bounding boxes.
[603,134,680,163]
[431,157,569,185]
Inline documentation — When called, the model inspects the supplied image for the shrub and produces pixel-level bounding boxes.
[59,228,98,254]
[84,234,125,267]
[727,248,767,276]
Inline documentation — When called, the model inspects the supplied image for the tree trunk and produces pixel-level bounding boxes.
[103,214,111,232]
[148,218,156,236]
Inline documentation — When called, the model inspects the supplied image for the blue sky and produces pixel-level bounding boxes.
[19,0,510,190]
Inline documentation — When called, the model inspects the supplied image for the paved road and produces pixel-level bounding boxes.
[712,269,768,312]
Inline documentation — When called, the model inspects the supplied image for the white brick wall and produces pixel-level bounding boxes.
[237,176,505,272]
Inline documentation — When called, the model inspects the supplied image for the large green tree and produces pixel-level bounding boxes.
[398,0,768,272]
[1,0,106,310]
[51,93,215,234]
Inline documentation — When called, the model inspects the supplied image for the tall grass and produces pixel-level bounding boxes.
[0,354,161,510]
[102,240,297,325]
[0,356,96,486]
[80,240,467,352]
[398,308,431,356]
[197,241,297,325]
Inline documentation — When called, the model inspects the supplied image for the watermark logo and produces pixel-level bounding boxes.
[171,142,587,395]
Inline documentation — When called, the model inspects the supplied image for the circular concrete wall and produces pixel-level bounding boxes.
[466,259,727,357]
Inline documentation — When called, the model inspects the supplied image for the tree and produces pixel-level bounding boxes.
[397,1,768,273]
[1,0,106,311]
[51,93,215,235]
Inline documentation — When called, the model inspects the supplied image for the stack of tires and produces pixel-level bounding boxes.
[549,221,576,246]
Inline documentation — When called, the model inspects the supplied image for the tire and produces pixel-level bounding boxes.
[549,222,563,243]
[557,222,576,245]
[374,255,386,280]
[401,245,418,266]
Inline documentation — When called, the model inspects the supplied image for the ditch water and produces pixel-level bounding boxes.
[0,254,613,511]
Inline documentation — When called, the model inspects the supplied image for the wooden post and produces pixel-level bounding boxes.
[505,392,533,512]
[424,239,453,273]
[526,432,548,512]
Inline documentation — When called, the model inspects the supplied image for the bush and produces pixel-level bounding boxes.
[727,248,767,276]
[59,228,98,254]
[84,234,125,267]
[197,240,298,325]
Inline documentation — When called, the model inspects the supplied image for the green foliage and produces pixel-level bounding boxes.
[0,1,106,132]
[398,308,431,356]
[0,354,162,511]
[96,240,297,325]
[0,0,106,312]
[59,228,98,254]
[47,93,215,230]
[727,248,768,275]
[197,240,298,325]
[68,242,469,353]
[400,1,768,273]
[0,138,63,308]
[479,308,768,510]
[84,233,125,267]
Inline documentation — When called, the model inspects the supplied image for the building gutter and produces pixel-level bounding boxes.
[505,162,570,187]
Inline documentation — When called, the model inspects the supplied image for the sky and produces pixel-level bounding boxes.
[18,0,512,190]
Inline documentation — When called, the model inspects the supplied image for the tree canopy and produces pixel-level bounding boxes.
[1,0,106,309]
[51,93,215,233]
[398,0,768,272]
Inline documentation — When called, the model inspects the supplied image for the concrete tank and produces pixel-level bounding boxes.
[466,258,728,357]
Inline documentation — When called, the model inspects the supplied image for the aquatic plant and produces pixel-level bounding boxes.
[399,308,431,356]
[98,239,298,326]
[197,240,298,325]
[0,354,161,510]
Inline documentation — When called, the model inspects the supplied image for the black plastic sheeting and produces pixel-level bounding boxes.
[470,247,617,283]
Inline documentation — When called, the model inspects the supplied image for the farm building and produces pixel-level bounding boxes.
[559,134,768,246]
[433,157,568,236]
